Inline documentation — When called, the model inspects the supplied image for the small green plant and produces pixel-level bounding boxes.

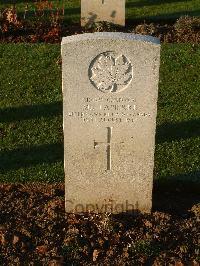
[61,242,81,263]
[195,245,200,262]
[0,253,4,264]
[128,240,161,258]
[62,243,79,256]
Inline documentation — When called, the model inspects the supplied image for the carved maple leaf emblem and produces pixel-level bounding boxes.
[89,52,133,93]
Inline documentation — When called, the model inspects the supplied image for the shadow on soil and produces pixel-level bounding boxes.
[153,173,200,215]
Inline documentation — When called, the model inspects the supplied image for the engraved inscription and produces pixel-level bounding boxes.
[89,52,133,93]
[67,97,151,123]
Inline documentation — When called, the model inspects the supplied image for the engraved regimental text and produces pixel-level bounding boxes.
[67,97,151,123]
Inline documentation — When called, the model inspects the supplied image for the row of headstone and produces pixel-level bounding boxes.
[62,32,160,213]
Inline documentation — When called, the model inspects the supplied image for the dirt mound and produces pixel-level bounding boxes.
[0,183,199,265]
[1,10,200,44]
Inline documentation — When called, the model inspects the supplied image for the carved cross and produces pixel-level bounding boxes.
[94,127,124,171]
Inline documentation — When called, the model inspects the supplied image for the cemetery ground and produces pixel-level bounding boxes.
[0,0,200,23]
[0,43,200,264]
[0,1,200,265]
[0,1,200,43]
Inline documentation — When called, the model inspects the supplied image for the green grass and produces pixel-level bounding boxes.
[0,43,200,183]
[0,44,63,182]
[0,0,199,23]
[155,44,200,183]
[126,0,200,22]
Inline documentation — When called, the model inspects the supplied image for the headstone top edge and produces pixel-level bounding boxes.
[61,32,160,46]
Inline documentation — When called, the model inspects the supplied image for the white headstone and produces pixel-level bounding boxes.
[81,0,125,27]
[62,32,160,213]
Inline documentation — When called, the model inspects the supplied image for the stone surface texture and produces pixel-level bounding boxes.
[81,0,125,26]
[62,32,160,213]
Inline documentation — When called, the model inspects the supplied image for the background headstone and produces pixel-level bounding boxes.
[62,33,160,213]
[81,0,125,27]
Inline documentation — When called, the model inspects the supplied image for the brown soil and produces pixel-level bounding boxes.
[0,183,199,265]
[1,16,200,44]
